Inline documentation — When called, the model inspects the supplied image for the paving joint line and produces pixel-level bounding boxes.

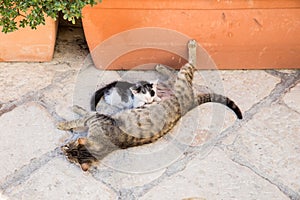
[89,169,121,198]
[216,69,300,145]
[0,69,78,194]
[114,141,218,199]
[229,153,300,200]
[214,71,300,199]
[0,148,62,194]
[0,69,76,118]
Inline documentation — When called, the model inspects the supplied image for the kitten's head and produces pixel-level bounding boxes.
[130,80,159,104]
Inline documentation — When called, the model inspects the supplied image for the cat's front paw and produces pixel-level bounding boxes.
[57,122,69,131]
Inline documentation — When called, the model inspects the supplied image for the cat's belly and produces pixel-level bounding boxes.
[113,98,180,139]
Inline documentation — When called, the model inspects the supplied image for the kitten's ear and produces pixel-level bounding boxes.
[130,86,138,94]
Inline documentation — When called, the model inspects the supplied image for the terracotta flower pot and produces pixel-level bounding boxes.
[82,0,300,69]
[0,17,58,62]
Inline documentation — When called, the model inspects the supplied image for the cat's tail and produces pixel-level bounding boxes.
[196,93,243,119]
[90,87,107,111]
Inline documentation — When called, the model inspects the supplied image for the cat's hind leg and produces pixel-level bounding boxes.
[173,40,198,114]
[188,39,197,66]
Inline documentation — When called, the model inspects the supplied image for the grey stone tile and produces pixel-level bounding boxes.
[0,102,69,182]
[41,70,77,120]
[226,103,300,193]
[92,165,165,191]
[194,70,281,112]
[6,158,117,200]
[141,148,288,200]
[0,63,55,102]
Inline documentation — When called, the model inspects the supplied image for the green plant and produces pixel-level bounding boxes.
[0,0,101,33]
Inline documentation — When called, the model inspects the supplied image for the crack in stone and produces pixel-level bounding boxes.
[265,69,299,79]
[0,91,42,117]
[0,148,61,194]
[89,168,120,198]
[229,153,300,200]
[278,100,300,116]
[265,69,287,78]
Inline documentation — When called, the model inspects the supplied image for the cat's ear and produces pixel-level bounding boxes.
[80,163,91,171]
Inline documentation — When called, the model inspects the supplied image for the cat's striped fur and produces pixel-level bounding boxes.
[57,40,242,171]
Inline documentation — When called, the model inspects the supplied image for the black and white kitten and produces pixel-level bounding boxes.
[91,80,161,111]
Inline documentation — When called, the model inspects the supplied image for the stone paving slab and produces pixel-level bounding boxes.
[92,165,165,191]
[193,70,281,111]
[5,158,116,200]
[0,26,299,200]
[0,63,55,103]
[0,102,68,183]
[224,103,300,195]
[141,148,289,200]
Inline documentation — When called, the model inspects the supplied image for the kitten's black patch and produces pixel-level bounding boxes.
[137,81,156,97]
[150,90,155,97]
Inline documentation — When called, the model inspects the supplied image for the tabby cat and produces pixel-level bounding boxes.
[57,40,242,171]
